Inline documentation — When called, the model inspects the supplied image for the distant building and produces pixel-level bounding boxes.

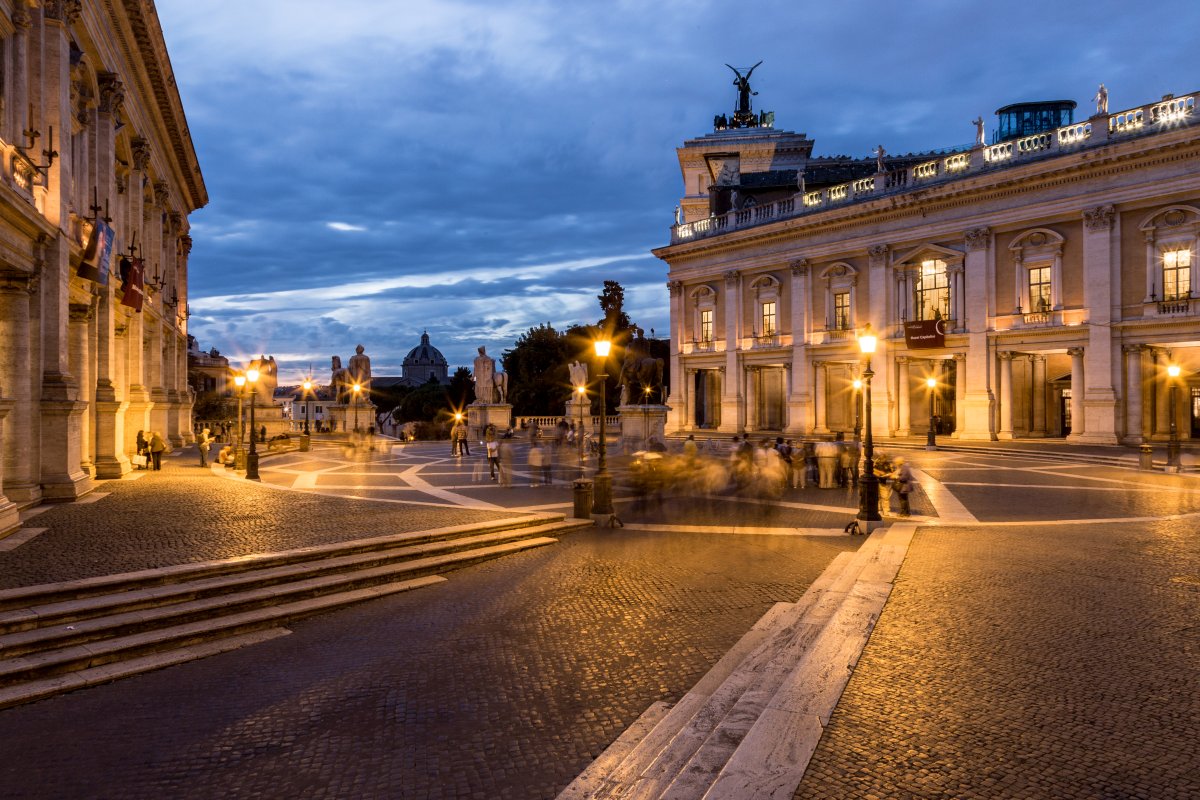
[658,79,1200,446]
[187,338,232,395]
[376,331,451,388]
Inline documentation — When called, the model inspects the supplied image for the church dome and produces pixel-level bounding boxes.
[404,331,448,367]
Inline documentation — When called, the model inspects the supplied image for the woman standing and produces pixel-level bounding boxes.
[135,430,149,470]
[149,431,167,471]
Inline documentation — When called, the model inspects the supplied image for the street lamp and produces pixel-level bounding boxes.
[301,379,313,451]
[1167,364,1181,471]
[856,324,882,532]
[852,378,863,442]
[233,373,247,470]
[591,338,614,519]
[576,384,587,475]
[352,382,362,435]
[926,376,938,450]
[246,367,260,481]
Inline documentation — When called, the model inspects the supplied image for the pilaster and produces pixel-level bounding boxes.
[720,270,742,432]
[1122,345,1145,445]
[959,228,997,440]
[787,259,812,433]
[866,245,893,441]
[997,351,1015,440]
[1079,205,1120,444]
[0,272,40,504]
[666,280,684,431]
[896,357,911,436]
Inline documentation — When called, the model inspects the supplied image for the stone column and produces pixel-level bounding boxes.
[1123,345,1144,444]
[9,7,31,143]
[721,270,742,432]
[1030,354,1047,437]
[0,273,40,504]
[866,245,893,441]
[896,357,911,436]
[666,280,684,431]
[813,361,829,434]
[1068,347,1086,440]
[0,393,17,534]
[684,368,696,429]
[952,353,967,438]
[787,260,811,433]
[1079,205,1119,443]
[68,301,95,475]
[960,228,997,439]
[744,367,757,432]
[998,351,1015,440]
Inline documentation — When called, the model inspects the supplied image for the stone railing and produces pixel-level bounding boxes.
[671,88,1198,245]
[1157,297,1193,315]
[1022,311,1053,326]
[751,332,781,348]
[685,338,719,353]
[516,415,620,432]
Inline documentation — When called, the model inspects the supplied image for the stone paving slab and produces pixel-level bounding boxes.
[793,519,1200,800]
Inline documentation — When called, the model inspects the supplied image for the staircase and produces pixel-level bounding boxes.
[559,523,915,800]
[0,514,590,710]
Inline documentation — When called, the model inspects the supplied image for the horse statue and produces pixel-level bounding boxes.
[619,354,664,405]
[494,371,509,404]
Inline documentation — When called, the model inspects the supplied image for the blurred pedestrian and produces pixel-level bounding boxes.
[499,434,514,487]
[486,436,500,481]
[891,456,914,516]
[197,427,212,467]
[528,441,545,486]
[815,439,839,488]
[149,431,166,471]
[135,430,149,470]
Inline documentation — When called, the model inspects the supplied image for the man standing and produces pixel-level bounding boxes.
[197,428,212,467]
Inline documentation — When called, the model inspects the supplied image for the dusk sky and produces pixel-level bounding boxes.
[158,0,1199,382]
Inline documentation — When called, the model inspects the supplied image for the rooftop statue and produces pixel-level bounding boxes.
[972,116,986,146]
[726,61,762,118]
[1094,83,1108,115]
[875,144,887,174]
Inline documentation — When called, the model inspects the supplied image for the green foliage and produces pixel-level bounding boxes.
[447,366,475,409]
[501,323,571,415]
[598,279,632,333]
[399,381,449,422]
[192,391,235,422]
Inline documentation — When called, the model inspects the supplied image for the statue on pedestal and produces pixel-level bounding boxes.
[473,346,494,404]
[875,144,887,174]
[569,360,589,390]
[348,344,372,392]
[1093,83,1108,115]
[618,328,664,406]
[972,116,985,146]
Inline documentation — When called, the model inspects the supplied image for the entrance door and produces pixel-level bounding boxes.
[759,367,785,430]
[695,370,721,429]
[1191,387,1200,438]
[1060,388,1072,437]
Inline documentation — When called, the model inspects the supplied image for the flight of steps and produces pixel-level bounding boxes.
[559,523,916,800]
[0,514,590,710]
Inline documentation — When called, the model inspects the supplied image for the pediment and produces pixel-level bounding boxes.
[819,261,858,280]
[1139,205,1200,232]
[1009,228,1065,251]
[892,243,963,266]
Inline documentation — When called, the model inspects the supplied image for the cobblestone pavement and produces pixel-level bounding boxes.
[0,449,519,590]
[795,484,1200,796]
[0,527,857,799]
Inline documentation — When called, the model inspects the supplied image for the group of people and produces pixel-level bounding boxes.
[448,422,586,488]
[133,430,168,471]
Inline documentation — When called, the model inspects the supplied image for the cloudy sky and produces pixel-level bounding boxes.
[159,0,1199,381]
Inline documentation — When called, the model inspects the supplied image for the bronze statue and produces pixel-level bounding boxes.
[726,61,762,118]
[618,328,664,405]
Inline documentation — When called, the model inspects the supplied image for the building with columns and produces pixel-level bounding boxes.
[0,0,206,530]
[657,82,1200,449]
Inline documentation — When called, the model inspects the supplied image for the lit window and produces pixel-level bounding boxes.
[700,309,713,342]
[1163,248,1192,300]
[1028,266,1052,312]
[915,259,950,321]
[761,301,777,336]
[833,292,850,330]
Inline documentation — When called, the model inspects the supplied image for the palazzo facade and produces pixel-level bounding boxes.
[0,0,206,531]
[657,85,1200,449]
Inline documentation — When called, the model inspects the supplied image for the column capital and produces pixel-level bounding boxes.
[953,352,966,362]
[868,244,889,263]
[997,350,1014,361]
[98,72,125,116]
[1067,346,1085,357]
[964,227,992,251]
[43,0,82,25]
[724,269,741,288]
[131,137,151,171]
[0,271,35,295]
[896,356,911,365]
[790,258,809,277]
[69,301,94,322]
[1083,204,1115,231]
[153,181,170,208]
[1122,343,1145,356]
[180,234,193,256]
[12,6,32,30]
[667,279,683,297]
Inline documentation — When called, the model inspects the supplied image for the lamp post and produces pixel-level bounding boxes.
[926,376,938,450]
[246,367,260,480]
[352,382,362,435]
[234,373,247,470]
[856,325,882,532]
[591,339,614,518]
[852,378,863,442]
[576,384,587,475]
[1167,364,1181,471]
[300,379,312,451]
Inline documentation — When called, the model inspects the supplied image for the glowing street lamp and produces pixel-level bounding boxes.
[1167,363,1182,471]
[576,384,587,474]
[246,367,260,481]
[926,375,938,450]
[233,373,247,470]
[852,378,863,442]
[352,382,362,435]
[592,338,614,519]
[856,324,881,532]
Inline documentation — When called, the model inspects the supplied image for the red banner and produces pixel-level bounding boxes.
[904,319,947,349]
[119,257,144,311]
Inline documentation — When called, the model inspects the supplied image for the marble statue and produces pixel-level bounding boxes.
[1094,83,1108,115]
[972,116,985,146]
[348,344,371,391]
[473,346,495,404]
[569,360,588,389]
[875,144,887,174]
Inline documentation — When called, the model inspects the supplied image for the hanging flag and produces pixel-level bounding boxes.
[119,256,145,311]
[77,221,114,285]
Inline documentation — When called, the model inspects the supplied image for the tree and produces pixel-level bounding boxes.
[502,323,570,415]
[598,280,632,334]
[447,366,475,410]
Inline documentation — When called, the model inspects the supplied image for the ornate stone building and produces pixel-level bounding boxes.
[0,0,206,530]
[657,82,1200,447]
[400,331,450,386]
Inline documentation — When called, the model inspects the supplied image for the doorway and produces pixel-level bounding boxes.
[694,370,721,429]
[1060,388,1072,437]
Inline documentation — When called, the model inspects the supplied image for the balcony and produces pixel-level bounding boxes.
[751,332,781,349]
[683,338,721,354]
[1157,296,1194,316]
[669,89,1198,245]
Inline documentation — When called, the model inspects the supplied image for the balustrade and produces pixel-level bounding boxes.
[1157,297,1192,315]
[852,176,876,194]
[1150,95,1194,123]
[1016,132,1052,154]
[944,153,970,172]
[1110,108,1144,135]
[829,184,848,201]
[913,159,939,180]
[984,142,1013,162]
[885,168,908,188]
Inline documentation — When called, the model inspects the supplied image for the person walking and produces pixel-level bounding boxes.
[197,428,212,467]
[135,430,149,470]
[486,436,500,481]
[149,431,166,471]
[498,434,514,487]
[528,441,544,487]
[891,456,914,516]
[456,423,470,456]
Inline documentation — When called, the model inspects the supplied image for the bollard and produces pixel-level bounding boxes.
[1139,443,1154,471]
[300,435,311,452]
[573,479,594,520]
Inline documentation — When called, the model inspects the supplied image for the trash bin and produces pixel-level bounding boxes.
[573,479,593,520]
[1139,443,1154,470]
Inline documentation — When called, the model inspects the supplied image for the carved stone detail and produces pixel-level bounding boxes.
[1067,346,1085,357]
[12,6,32,30]
[115,173,127,195]
[724,270,741,288]
[1083,204,1115,230]
[667,280,682,297]
[98,72,125,115]
[168,212,183,236]
[964,227,992,251]
[69,301,94,322]
[131,137,151,171]
[868,244,889,259]
[790,258,809,277]
[997,350,1014,361]
[44,0,83,24]
[180,235,193,256]
[153,181,170,207]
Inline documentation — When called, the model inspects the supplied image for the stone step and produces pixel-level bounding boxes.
[0,540,557,689]
[0,513,570,613]
[568,535,886,799]
[0,521,582,637]
[0,534,562,659]
[0,577,444,711]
